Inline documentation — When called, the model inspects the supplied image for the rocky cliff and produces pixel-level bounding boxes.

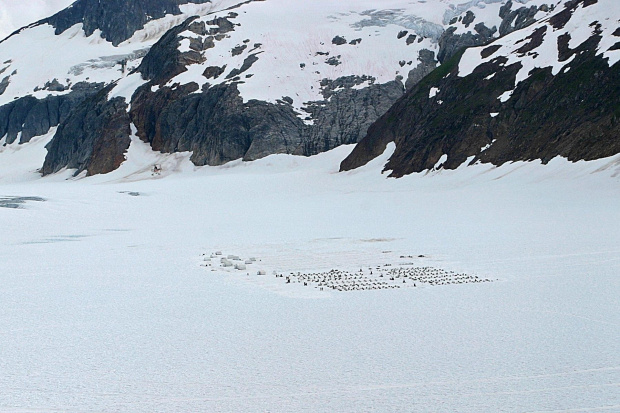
[341,0,620,177]
[1,0,616,179]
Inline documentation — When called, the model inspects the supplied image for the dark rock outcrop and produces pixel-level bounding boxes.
[128,74,405,166]
[298,76,404,155]
[341,26,620,177]
[499,1,541,36]
[130,81,305,165]
[0,82,103,145]
[405,49,437,90]
[44,0,214,46]
[226,54,260,79]
[438,1,549,63]
[135,16,201,84]
[39,4,408,176]
[462,11,475,28]
[0,76,10,95]
[136,13,239,84]
[332,36,347,45]
[41,86,131,176]
[438,24,497,63]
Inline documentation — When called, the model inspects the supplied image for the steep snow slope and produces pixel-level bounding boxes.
[114,0,559,115]
[0,0,502,108]
[160,0,449,114]
[0,1,244,107]
[0,0,74,39]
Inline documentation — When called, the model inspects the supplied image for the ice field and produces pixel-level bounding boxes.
[0,141,619,412]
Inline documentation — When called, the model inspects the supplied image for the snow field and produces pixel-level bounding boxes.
[0,144,619,412]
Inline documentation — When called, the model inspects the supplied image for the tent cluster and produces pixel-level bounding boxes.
[200,251,493,292]
[272,266,492,292]
[201,252,264,274]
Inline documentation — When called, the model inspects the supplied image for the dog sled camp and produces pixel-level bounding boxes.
[200,250,493,294]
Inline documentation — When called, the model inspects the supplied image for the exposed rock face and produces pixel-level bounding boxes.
[130,81,306,166]
[438,24,497,63]
[299,76,404,155]
[499,1,542,36]
[341,19,620,177]
[126,10,310,166]
[134,16,202,84]
[44,0,214,46]
[0,82,103,145]
[129,74,404,165]
[438,1,548,63]
[405,49,437,90]
[41,86,131,176]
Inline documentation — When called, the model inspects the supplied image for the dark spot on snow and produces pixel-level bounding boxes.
[226,54,260,79]
[406,34,417,45]
[349,38,362,45]
[481,44,502,58]
[612,28,620,37]
[118,191,141,197]
[332,35,347,45]
[463,11,476,28]
[316,51,330,56]
[203,65,226,79]
[0,76,9,95]
[549,1,577,30]
[248,43,262,53]
[22,235,90,245]
[231,44,247,56]
[325,56,342,66]
[516,26,547,56]
[278,96,293,105]
[397,30,408,39]
[557,33,574,61]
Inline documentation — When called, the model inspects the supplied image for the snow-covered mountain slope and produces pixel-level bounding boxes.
[0,0,555,177]
[342,0,620,176]
[0,1,240,108]
[0,0,74,40]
